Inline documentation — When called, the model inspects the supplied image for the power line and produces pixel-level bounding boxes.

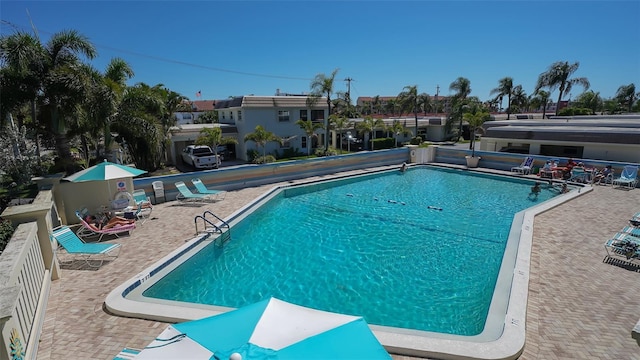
[0,20,313,82]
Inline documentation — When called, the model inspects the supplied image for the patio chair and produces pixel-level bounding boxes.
[51,225,121,268]
[511,156,534,175]
[568,167,589,183]
[175,181,216,202]
[75,210,136,242]
[621,226,640,238]
[612,165,639,189]
[132,189,153,224]
[191,178,226,201]
[605,232,640,263]
[113,347,140,360]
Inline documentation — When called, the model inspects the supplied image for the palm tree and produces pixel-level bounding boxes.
[510,85,528,113]
[397,85,422,138]
[372,95,382,114]
[418,93,432,115]
[615,83,638,113]
[356,116,384,151]
[490,77,514,119]
[535,61,590,115]
[449,77,472,140]
[295,118,324,156]
[530,89,551,119]
[329,115,351,154]
[196,127,238,158]
[462,101,491,158]
[389,120,410,147]
[574,90,603,115]
[310,68,338,149]
[244,125,280,161]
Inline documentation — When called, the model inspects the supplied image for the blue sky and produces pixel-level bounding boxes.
[2,1,639,106]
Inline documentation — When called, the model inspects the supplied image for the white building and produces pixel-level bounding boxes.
[213,96,328,161]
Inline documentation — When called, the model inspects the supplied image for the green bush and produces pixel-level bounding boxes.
[371,137,395,149]
[409,136,423,145]
[314,147,338,157]
[246,149,260,162]
[0,219,15,255]
[253,155,276,164]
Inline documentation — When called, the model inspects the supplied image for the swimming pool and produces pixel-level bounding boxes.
[106,165,586,359]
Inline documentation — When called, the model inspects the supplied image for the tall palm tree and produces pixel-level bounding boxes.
[449,77,472,140]
[490,77,514,119]
[530,89,551,119]
[510,85,528,113]
[1,30,98,172]
[296,118,324,156]
[372,95,382,114]
[112,83,165,170]
[244,125,280,161]
[310,68,338,149]
[418,93,432,115]
[615,83,638,113]
[535,61,590,115]
[397,85,421,137]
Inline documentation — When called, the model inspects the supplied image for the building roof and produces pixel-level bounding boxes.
[215,96,327,109]
[191,100,216,112]
[483,115,640,145]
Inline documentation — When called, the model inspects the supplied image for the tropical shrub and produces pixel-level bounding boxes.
[0,219,15,255]
[0,124,41,186]
[253,155,276,164]
[410,136,423,145]
[371,138,395,149]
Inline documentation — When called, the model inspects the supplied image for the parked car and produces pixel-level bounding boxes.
[181,145,221,169]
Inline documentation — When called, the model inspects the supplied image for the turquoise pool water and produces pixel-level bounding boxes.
[142,167,557,336]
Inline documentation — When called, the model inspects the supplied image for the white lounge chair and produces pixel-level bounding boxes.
[511,156,534,175]
[612,165,638,189]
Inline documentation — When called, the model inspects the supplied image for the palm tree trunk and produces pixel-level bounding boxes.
[556,91,564,116]
[30,99,41,164]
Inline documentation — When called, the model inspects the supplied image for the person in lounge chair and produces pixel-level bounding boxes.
[85,214,134,230]
[593,165,612,185]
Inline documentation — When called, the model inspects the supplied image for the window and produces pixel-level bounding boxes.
[299,110,308,121]
[182,113,192,120]
[221,111,226,120]
[301,136,307,149]
[311,110,324,121]
[230,112,234,120]
[238,110,242,121]
[278,110,290,122]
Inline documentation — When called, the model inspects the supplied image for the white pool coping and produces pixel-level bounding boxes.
[105,168,591,360]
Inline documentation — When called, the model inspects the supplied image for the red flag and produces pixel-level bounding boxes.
[196,90,201,98]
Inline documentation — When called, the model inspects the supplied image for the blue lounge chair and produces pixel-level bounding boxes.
[132,189,153,223]
[113,347,140,360]
[175,181,216,202]
[51,226,121,268]
[511,156,534,175]
[191,178,226,201]
[605,233,640,263]
[612,165,639,189]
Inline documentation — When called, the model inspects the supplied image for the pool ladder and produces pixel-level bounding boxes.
[194,210,231,245]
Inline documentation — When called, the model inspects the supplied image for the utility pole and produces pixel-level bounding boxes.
[344,77,353,117]
[435,85,440,115]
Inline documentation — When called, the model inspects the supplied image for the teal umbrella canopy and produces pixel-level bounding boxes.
[135,297,391,360]
[63,160,146,182]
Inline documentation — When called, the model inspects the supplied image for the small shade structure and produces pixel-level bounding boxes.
[135,297,391,360]
[60,160,147,223]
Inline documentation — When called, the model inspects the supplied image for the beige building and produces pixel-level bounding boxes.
[480,115,640,163]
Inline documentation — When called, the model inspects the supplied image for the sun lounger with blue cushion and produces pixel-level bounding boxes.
[51,226,121,268]
[511,156,535,175]
[191,178,226,201]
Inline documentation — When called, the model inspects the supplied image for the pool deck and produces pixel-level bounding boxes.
[36,165,640,360]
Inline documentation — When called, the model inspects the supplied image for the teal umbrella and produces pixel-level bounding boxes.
[63,160,146,182]
[135,297,391,360]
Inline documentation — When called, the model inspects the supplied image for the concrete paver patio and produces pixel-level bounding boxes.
[36,167,640,360]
